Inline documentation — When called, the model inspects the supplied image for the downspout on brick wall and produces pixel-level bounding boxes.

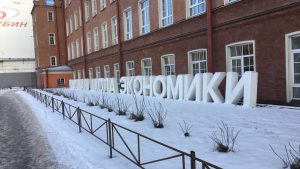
[80,0,88,78]
[45,69,49,88]
[116,0,124,76]
[54,2,61,66]
[61,0,68,65]
[206,0,213,72]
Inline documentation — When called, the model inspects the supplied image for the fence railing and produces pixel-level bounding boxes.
[26,88,222,169]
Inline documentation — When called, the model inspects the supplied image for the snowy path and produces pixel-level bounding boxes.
[0,91,60,169]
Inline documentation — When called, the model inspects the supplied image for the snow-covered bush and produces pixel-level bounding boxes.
[146,102,167,128]
[270,143,300,169]
[106,100,114,112]
[209,121,241,153]
[114,95,129,116]
[129,94,145,121]
[179,120,192,137]
[98,92,108,109]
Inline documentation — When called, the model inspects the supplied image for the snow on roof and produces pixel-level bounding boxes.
[47,66,73,72]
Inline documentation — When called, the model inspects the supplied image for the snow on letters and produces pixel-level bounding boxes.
[69,72,258,107]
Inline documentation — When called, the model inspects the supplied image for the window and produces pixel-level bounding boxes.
[65,21,69,36]
[111,16,118,45]
[70,16,74,33]
[188,49,207,75]
[95,66,101,78]
[85,0,90,22]
[67,44,71,60]
[50,56,57,66]
[114,63,120,82]
[79,7,82,26]
[64,0,68,8]
[76,38,80,58]
[224,0,239,5]
[139,0,150,35]
[102,22,108,48]
[88,68,94,78]
[227,41,255,78]
[141,58,152,76]
[87,32,92,53]
[73,71,77,79]
[92,0,97,16]
[77,70,82,79]
[161,54,175,75]
[100,0,106,10]
[71,42,75,59]
[49,33,55,45]
[57,78,65,86]
[159,0,173,27]
[48,11,54,21]
[123,8,133,40]
[187,0,206,17]
[126,61,135,76]
[82,69,85,79]
[93,27,99,51]
[104,65,110,78]
[74,10,78,30]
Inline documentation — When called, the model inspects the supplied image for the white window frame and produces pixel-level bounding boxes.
[74,10,79,30]
[285,31,300,101]
[161,54,176,75]
[102,22,108,48]
[87,31,92,54]
[57,78,65,86]
[71,42,75,59]
[93,27,100,51]
[66,21,69,36]
[126,61,135,76]
[92,0,97,16]
[188,49,207,75]
[104,65,110,78]
[82,68,85,79]
[76,38,80,58]
[141,58,152,76]
[139,0,150,35]
[186,0,206,18]
[67,44,71,60]
[226,40,256,78]
[77,70,82,79]
[50,56,57,66]
[73,71,77,79]
[114,63,120,82]
[100,0,106,10]
[111,16,118,45]
[95,66,101,78]
[79,7,82,26]
[123,7,133,41]
[48,11,54,21]
[49,33,55,45]
[88,68,94,79]
[69,16,74,33]
[158,0,173,28]
[224,0,240,5]
[85,0,90,22]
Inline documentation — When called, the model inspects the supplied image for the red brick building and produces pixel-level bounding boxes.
[32,0,300,105]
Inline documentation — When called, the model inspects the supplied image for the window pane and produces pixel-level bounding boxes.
[293,87,300,98]
[243,44,250,55]
[294,63,300,74]
[294,75,300,84]
[236,46,242,56]
[292,36,300,50]
[230,47,237,57]
[294,53,300,62]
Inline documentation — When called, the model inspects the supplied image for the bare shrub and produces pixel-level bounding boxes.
[209,121,241,153]
[129,94,145,121]
[270,143,300,169]
[98,92,108,109]
[114,95,129,116]
[86,96,95,106]
[146,102,167,128]
[179,120,192,137]
[106,99,115,112]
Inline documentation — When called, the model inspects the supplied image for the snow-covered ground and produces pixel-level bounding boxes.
[17,89,300,169]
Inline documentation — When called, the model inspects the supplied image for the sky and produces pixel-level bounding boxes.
[0,0,34,59]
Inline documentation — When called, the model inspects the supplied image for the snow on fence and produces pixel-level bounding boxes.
[26,88,222,169]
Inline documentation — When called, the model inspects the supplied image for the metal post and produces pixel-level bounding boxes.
[191,151,196,169]
[108,118,113,158]
[62,101,65,120]
[77,107,82,133]
[51,97,54,112]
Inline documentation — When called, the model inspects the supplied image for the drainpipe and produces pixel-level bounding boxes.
[80,0,88,78]
[116,0,124,76]
[206,0,213,72]
[45,69,49,88]
[61,0,68,65]
[54,2,61,66]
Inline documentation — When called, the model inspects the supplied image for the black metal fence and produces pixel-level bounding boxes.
[26,88,222,169]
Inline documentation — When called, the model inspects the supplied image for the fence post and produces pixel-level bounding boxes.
[51,97,54,112]
[190,151,196,169]
[77,107,82,133]
[62,101,65,120]
[108,118,113,158]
